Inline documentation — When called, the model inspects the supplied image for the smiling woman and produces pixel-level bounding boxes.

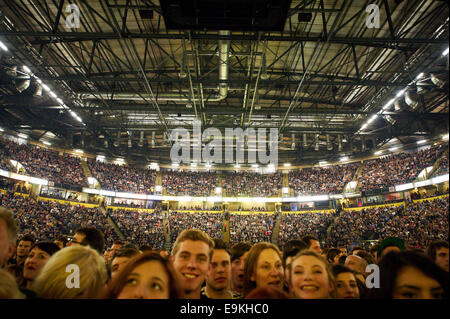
[103,252,179,299]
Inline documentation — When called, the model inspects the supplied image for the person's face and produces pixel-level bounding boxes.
[172,240,210,293]
[23,247,51,281]
[54,240,64,249]
[392,266,445,299]
[290,255,332,299]
[345,255,365,274]
[207,249,231,291]
[0,219,15,267]
[435,247,449,272]
[334,272,360,299]
[250,249,284,291]
[69,233,86,246]
[17,240,32,258]
[231,251,249,291]
[117,260,170,299]
[111,256,132,280]
[308,240,322,255]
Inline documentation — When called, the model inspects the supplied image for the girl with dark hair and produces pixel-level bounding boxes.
[243,242,284,297]
[103,251,179,299]
[22,242,60,289]
[370,250,448,299]
[332,264,362,299]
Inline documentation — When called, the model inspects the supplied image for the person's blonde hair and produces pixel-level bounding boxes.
[0,269,24,299]
[31,245,107,299]
[0,207,17,244]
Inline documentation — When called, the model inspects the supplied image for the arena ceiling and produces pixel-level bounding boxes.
[0,0,448,166]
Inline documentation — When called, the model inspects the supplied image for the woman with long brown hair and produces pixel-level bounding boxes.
[103,251,179,299]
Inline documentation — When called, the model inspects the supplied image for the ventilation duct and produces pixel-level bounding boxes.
[128,132,133,148]
[138,131,145,147]
[405,88,420,109]
[430,73,448,88]
[326,134,332,150]
[361,137,366,152]
[338,134,342,152]
[291,134,295,150]
[151,131,156,147]
[79,31,230,102]
[303,133,307,147]
[315,135,320,151]
[260,54,269,80]
[113,131,120,147]
[394,98,408,112]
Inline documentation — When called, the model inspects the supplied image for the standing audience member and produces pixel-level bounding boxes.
[332,264,361,299]
[69,227,105,255]
[22,242,60,289]
[203,239,236,299]
[13,234,35,267]
[230,242,252,298]
[300,235,322,254]
[288,251,334,299]
[426,241,449,272]
[243,243,284,297]
[109,246,140,281]
[0,207,17,268]
[31,245,107,299]
[370,251,447,299]
[170,229,214,299]
[104,252,178,299]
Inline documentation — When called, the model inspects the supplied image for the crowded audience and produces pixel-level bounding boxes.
[289,163,359,195]
[88,159,157,194]
[434,151,448,177]
[168,211,223,245]
[162,170,219,196]
[223,172,282,197]
[108,209,165,249]
[359,143,447,191]
[0,137,87,186]
[229,213,275,243]
[279,212,334,248]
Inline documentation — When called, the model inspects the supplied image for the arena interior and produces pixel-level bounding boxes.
[0,0,448,302]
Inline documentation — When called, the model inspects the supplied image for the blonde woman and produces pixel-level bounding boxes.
[31,245,107,299]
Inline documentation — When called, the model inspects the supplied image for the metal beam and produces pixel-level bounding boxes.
[2,31,445,47]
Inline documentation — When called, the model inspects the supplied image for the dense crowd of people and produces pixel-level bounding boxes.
[108,209,165,249]
[0,192,118,247]
[223,172,282,197]
[0,138,87,186]
[279,212,334,248]
[168,211,223,245]
[289,163,358,195]
[229,213,275,243]
[162,170,219,196]
[88,160,157,194]
[434,151,449,177]
[0,191,448,300]
[359,144,447,191]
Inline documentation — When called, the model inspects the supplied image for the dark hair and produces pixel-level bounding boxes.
[75,227,105,254]
[103,252,179,299]
[332,264,365,299]
[213,238,230,254]
[356,250,376,265]
[300,235,319,248]
[230,242,252,262]
[369,244,379,256]
[245,286,291,299]
[112,246,140,260]
[54,235,68,247]
[369,250,449,299]
[139,245,153,252]
[30,242,60,257]
[326,248,342,264]
[243,242,282,297]
[113,240,124,246]
[283,240,308,261]
[351,246,364,254]
[427,241,449,262]
[338,254,347,265]
[19,234,35,245]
